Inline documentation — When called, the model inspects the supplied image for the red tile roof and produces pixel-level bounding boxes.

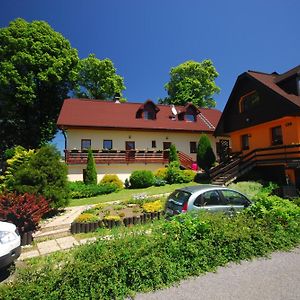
[57,99,222,133]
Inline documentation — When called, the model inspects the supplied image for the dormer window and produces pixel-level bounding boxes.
[239,91,260,113]
[178,103,199,122]
[136,100,160,120]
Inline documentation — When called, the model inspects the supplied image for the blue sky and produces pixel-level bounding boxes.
[1,0,299,150]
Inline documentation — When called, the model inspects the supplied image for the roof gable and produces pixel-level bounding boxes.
[215,66,300,135]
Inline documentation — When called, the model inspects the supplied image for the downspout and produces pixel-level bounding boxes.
[61,128,68,162]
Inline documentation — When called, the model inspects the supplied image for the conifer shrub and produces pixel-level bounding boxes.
[197,134,216,175]
[168,144,179,163]
[84,149,97,185]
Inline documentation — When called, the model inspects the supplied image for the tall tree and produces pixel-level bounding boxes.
[84,149,97,185]
[160,60,220,108]
[0,18,79,153]
[197,134,216,175]
[168,144,179,163]
[75,54,126,100]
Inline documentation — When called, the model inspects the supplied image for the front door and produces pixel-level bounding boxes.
[125,141,135,159]
[163,142,171,159]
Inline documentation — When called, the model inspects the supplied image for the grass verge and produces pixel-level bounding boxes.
[68,182,195,206]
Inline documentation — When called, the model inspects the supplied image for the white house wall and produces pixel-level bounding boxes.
[65,128,225,182]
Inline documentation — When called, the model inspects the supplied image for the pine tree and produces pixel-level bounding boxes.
[84,149,97,185]
[169,144,179,163]
[197,134,216,175]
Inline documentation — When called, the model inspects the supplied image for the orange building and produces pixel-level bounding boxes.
[213,65,300,188]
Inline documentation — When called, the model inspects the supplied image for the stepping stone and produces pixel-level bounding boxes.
[19,250,40,260]
[37,240,60,255]
[56,236,79,250]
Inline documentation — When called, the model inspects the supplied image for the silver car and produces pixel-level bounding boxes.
[165,184,251,217]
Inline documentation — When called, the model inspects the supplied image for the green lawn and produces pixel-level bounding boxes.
[68,182,196,207]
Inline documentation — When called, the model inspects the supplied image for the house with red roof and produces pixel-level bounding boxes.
[212,65,300,189]
[57,98,225,181]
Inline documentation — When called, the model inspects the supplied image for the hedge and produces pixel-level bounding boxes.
[1,193,299,299]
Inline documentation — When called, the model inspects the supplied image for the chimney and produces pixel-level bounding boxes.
[114,92,121,103]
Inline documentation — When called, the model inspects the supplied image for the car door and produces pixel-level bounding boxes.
[219,189,250,215]
[192,190,228,213]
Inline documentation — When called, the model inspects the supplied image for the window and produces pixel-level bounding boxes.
[185,114,196,122]
[152,140,156,148]
[144,110,155,120]
[81,139,91,150]
[240,91,260,113]
[241,134,249,150]
[220,190,249,206]
[103,140,113,150]
[202,191,221,205]
[271,126,283,145]
[190,142,197,153]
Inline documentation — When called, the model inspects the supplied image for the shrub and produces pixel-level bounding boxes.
[165,161,185,184]
[182,170,196,183]
[142,200,163,213]
[154,167,167,180]
[84,149,97,185]
[1,193,299,300]
[68,182,118,199]
[75,213,99,223]
[0,193,49,235]
[153,178,166,186]
[12,145,69,209]
[100,174,123,190]
[168,144,179,163]
[228,181,263,199]
[0,146,35,191]
[129,170,154,188]
[197,134,216,174]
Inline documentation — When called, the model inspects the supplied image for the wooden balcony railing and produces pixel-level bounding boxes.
[65,149,196,168]
[65,149,169,165]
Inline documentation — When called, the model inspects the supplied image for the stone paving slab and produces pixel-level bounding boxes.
[56,236,79,249]
[37,240,60,255]
[19,250,40,260]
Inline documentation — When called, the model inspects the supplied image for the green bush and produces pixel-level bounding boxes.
[68,181,118,199]
[168,144,179,163]
[100,174,123,190]
[197,134,216,174]
[182,169,196,183]
[154,167,168,180]
[84,149,97,185]
[228,181,263,199]
[11,145,69,209]
[129,170,154,188]
[165,161,185,184]
[1,194,299,299]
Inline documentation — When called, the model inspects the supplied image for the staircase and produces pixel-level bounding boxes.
[210,143,300,186]
[178,151,195,169]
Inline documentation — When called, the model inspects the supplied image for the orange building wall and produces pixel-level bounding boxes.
[230,116,300,153]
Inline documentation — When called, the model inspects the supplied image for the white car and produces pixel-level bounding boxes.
[0,221,21,269]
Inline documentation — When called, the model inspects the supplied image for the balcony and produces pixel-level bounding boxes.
[65,149,169,165]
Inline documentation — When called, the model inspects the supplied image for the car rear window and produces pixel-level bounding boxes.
[168,190,191,205]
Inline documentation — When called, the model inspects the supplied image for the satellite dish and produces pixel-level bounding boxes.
[171,105,178,115]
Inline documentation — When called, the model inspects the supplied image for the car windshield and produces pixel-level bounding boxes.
[168,190,191,205]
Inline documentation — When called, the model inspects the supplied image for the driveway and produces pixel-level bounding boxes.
[135,247,300,300]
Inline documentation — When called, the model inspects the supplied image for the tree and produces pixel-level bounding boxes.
[197,134,216,175]
[8,145,69,209]
[168,144,179,163]
[75,54,126,100]
[84,149,97,185]
[0,18,79,153]
[160,60,220,108]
